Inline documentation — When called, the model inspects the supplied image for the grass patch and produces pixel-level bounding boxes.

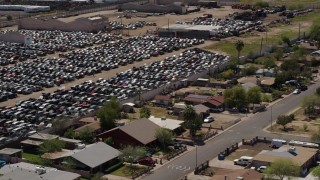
[22,152,42,163]
[146,105,177,119]
[110,164,147,178]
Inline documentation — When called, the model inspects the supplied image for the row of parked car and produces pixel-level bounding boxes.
[110,20,157,30]
[0,36,204,102]
[0,30,120,66]
[0,48,228,143]
[176,16,264,38]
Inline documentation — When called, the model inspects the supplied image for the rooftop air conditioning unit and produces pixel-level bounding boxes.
[288,146,296,153]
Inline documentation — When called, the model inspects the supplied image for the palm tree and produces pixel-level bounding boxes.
[235,40,244,73]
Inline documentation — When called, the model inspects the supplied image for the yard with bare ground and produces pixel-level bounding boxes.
[226,143,273,161]
[266,108,320,136]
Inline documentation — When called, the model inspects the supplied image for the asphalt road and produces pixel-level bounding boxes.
[143,81,320,180]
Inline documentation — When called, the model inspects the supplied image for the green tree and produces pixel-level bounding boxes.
[63,128,75,139]
[6,15,12,21]
[103,137,114,147]
[39,139,65,153]
[276,115,293,131]
[273,48,283,61]
[247,87,262,108]
[242,65,257,76]
[52,117,68,135]
[265,159,300,180]
[312,166,320,178]
[263,57,276,68]
[140,106,151,118]
[224,86,248,110]
[281,36,291,47]
[97,97,121,131]
[254,1,269,7]
[62,157,77,169]
[77,127,95,144]
[280,59,299,71]
[183,105,203,136]
[317,87,320,96]
[155,128,175,150]
[91,172,104,180]
[235,40,244,73]
[309,24,320,41]
[119,145,146,172]
[311,127,320,143]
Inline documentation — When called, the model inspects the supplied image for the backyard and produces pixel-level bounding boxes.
[226,143,273,161]
[267,108,320,136]
[110,164,149,178]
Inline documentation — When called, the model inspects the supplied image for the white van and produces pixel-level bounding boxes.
[234,156,253,166]
[271,139,287,148]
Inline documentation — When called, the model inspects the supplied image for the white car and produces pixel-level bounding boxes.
[204,116,214,123]
[293,89,301,94]
[257,166,267,173]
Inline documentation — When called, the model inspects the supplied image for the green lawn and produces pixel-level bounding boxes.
[110,164,147,178]
[22,152,42,163]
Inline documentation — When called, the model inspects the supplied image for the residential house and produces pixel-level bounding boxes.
[203,96,224,110]
[0,148,22,163]
[148,116,184,133]
[256,68,275,77]
[183,94,208,105]
[194,104,210,119]
[241,82,258,91]
[97,119,160,147]
[0,162,81,180]
[71,142,120,173]
[210,168,263,180]
[21,133,81,152]
[173,103,186,115]
[252,145,318,175]
[154,95,172,106]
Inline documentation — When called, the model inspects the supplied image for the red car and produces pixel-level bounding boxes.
[137,157,156,167]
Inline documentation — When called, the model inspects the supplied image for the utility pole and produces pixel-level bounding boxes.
[298,23,301,40]
[260,37,263,56]
[265,27,268,44]
[270,106,273,131]
[167,18,170,37]
[195,145,198,168]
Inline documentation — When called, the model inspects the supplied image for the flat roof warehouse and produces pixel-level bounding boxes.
[158,24,222,39]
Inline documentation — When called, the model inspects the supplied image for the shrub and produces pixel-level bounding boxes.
[105,161,124,174]
[254,1,269,8]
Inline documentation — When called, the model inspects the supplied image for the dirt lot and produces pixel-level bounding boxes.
[203,113,241,129]
[175,86,225,96]
[267,108,320,136]
[226,142,273,161]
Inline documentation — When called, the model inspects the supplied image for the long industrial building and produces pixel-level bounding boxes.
[158,24,221,39]
[0,5,50,12]
[18,16,109,32]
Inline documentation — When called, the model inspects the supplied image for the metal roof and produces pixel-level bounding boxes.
[0,148,22,155]
[71,142,120,168]
[41,170,81,180]
[148,116,183,130]
[119,119,160,145]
